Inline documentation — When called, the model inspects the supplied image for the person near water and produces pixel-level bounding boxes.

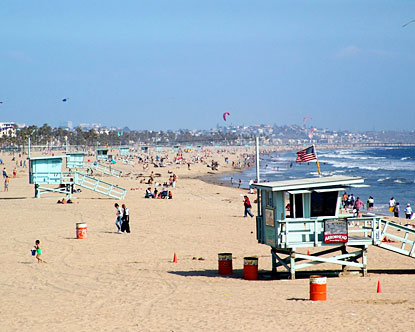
[121,204,130,233]
[34,240,45,263]
[393,202,400,218]
[2,167,7,179]
[354,197,365,217]
[238,179,242,189]
[342,192,348,208]
[114,203,123,233]
[389,197,396,211]
[404,203,412,219]
[243,195,254,218]
[367,196,374,211]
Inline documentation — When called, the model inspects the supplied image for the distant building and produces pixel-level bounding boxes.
[0,122,17,138]
[59,121,73,130]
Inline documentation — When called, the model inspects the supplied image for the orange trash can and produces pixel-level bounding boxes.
[218,253,233,275]
[310,275,327,301]
[243,257,258,280]
[76,223,87,239]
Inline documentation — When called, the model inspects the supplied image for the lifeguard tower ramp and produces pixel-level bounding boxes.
[89,162,123,178]
[74,173,126,200]
[251,176,415,279]
[30,156,126,200]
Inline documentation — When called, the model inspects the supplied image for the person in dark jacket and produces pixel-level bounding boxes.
[121,204,130,233]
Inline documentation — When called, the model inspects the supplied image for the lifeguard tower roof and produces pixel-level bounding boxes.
[252,175,364,191]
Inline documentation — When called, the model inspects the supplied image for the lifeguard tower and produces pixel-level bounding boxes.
[66,152,85,170]
[119,146,129,156]
[29,155,127,200]
[96,147,111,162]
[29,156,72,198]
[251,175,415,279]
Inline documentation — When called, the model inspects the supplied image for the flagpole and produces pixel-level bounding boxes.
[313,144,322,176]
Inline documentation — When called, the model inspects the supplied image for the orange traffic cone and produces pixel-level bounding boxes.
[377,280,382,293]
[173,252,178,263]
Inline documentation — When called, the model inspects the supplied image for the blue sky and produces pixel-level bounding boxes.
[1,1,415,131]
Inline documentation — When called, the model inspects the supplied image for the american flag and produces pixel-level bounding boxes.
[296,146,317,162]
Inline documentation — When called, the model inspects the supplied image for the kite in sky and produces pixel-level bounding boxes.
[403,19,415,27]
[62,98,69,102]
[223,112,230,121]
[303,115,312,128]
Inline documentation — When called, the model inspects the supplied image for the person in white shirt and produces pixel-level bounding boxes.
[114,203,122,233]
[404,203,412,219]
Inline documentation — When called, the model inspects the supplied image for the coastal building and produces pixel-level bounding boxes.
[0,122,17,137]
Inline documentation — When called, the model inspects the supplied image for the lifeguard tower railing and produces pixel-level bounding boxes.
[261,215,415,279]
[31,171,126,200]
[251,176,415,279]
[88,162,122,178]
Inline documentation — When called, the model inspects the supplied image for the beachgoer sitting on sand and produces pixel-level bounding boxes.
[161,188,168,199]
[168,191,173,199]
[145,188,155,198]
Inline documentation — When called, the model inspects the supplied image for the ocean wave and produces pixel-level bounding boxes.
[318,159,415,171]
[318,153,385,160]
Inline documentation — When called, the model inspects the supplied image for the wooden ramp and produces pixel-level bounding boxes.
[74,172,126,200]
[90,162,122,178]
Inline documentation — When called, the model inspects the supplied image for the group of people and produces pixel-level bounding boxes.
[114,203,130,233]
[145,187,173,199]
[341,193,375,216]
[389,197,414,219]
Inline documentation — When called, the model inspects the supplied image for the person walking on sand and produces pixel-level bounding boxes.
[4,176,9,192]
[121,204,130,233]
[34,240,46,263]
[243,195,254,218]
[114,203,123,233]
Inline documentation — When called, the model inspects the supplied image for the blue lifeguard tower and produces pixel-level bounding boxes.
[29,156,73,198]
[96,147,110,162]
[66,152,85,169]
[251,175,415,279]
[119,146,129,156]
[29,155,127,200]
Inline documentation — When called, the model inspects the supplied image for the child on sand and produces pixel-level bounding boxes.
[34,240,45,263]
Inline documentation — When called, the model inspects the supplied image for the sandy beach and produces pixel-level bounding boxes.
[1,148,414,332]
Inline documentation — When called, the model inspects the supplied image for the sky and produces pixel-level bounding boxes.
[1,0,415,131]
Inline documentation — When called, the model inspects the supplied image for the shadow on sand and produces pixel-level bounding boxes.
[169,268,415,280]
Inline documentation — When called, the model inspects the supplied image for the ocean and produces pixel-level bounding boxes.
[224,147,415,216]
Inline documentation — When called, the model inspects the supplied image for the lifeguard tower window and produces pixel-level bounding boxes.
[289,194,304,218]
[310,191,338,217]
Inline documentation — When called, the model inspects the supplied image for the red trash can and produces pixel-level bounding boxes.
[218,253,233,275]
[76,223,87,239]
[310,275,327,301]
[243,257,258,280]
